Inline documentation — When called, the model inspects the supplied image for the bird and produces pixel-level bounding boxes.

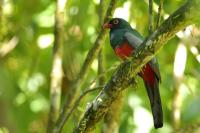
[103,18,163,129]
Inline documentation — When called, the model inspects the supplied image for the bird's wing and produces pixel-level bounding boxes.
[124,31,161,82]
[123,32,143,48]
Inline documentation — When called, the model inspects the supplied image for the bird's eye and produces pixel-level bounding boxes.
[113,19,119,24]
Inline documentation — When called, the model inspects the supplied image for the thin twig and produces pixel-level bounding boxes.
[71,86,103,114]
[99,0,104,26]
[90,64,118,88]
[98,51,106,85]
[98,0,106,86]
[148,0,154,34]
[53,0,117,132]
[156,0,164,29]
[53,63,114,132]
[53,86,102,133]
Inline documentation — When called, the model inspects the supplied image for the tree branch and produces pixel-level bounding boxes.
[74,0,200,132]
[47,0,67,132]
[54,86,102,132]
[98,0,106,86]
[156,0,164,29]
[77,0,116,86]
[149,0,154,34]
[53,0,117,132]
[98,50,105,85]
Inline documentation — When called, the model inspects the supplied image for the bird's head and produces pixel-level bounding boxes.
[103,18,132,30]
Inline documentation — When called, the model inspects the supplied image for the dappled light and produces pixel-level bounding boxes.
[173,43,187,78]
[34,4,55,27]
[37,34,54,49]
[113,1,131,21]
[128,95,153,132]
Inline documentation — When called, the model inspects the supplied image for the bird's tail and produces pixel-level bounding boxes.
[144,78,163,129]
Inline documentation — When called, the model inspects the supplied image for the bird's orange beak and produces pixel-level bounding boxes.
[103,22,112,29]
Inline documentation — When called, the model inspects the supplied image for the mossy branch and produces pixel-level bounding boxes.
[74,0,200,132]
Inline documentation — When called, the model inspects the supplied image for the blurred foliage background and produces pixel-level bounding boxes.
[1,0,200,133]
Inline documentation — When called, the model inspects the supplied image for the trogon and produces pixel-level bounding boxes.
[103,18,163,129]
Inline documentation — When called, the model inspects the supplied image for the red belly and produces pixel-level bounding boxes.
[114,43,133,59]
[114,43,155,85]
